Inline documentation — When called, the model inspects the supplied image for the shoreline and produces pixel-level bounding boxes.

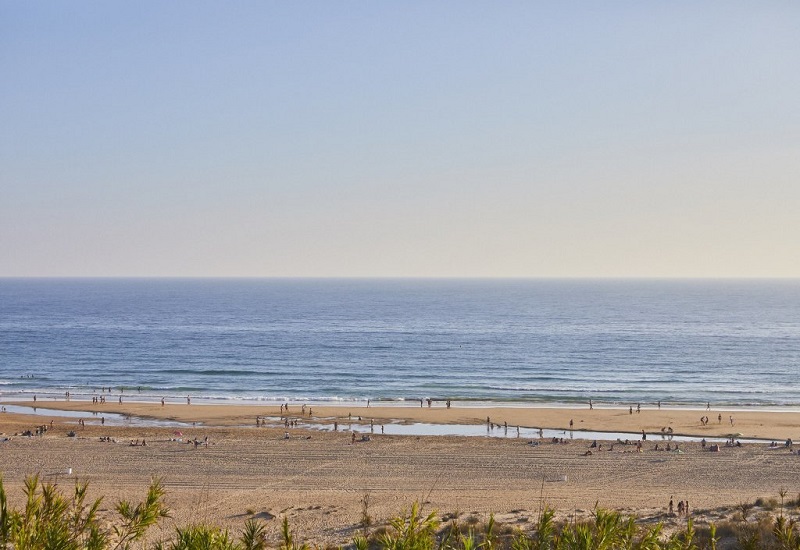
[5,398,800,441]
[6,390,800,411]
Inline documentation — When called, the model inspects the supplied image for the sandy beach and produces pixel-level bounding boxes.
[2,401,800,545]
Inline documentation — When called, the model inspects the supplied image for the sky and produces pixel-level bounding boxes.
[1,2,799,278]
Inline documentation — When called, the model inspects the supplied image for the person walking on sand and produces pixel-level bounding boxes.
[669,497,674,515]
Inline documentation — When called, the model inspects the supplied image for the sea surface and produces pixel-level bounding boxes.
[1,278,799,408]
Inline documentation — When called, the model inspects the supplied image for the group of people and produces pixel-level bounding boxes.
[668,497,690,516]
[19,422,52,437]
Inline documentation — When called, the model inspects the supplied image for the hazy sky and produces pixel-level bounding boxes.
[2,2,798,277]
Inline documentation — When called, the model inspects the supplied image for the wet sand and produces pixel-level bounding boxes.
[2,402,799,545]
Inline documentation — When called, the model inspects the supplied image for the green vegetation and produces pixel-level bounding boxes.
[1,475,799,549]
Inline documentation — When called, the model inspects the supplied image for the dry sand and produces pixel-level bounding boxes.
[2,401,800,545]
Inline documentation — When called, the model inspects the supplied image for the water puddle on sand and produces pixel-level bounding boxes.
[256,416,766,444]
[0,404,192,428]
[1,404,768,444]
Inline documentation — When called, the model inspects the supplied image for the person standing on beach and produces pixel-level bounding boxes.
[669,497,673,515]
[589,399,593,410]
[187,396,191,405]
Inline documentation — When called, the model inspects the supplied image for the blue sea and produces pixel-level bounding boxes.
[1,279,799,408]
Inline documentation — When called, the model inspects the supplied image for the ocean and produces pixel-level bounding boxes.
[1,278,798,408]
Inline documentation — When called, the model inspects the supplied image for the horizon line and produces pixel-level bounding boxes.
[2,275,800,281]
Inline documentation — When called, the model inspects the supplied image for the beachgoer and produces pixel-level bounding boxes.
[589,399,593,410]
[569,419,574,430]
[629,406,633,415]
[669,497,674,515]
[161,397,165,406]
[637,403,641,413]
[187,396,191,405]
[718,413,722,423]
[642,430,646,441]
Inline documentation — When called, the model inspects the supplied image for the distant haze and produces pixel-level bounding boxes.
[1,3,798,277]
